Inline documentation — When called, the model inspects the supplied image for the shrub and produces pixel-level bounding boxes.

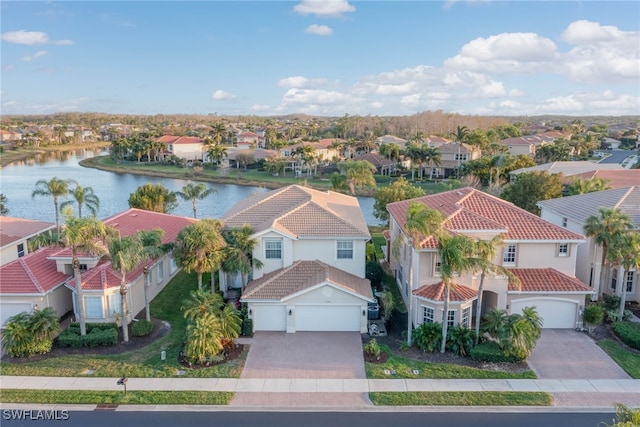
[56,326,118,348]
[2,309,59,358]
[470,341,523,363]
[365,261,384,287]
[612,321,640,350]
[582,304,604,331]
[131,320,153,337]
[603,294,621,311]
[241,318,253,337]
[364,338,381,359]
[605,309,631,323]
[446,324,476,356]
[413,322,442,353]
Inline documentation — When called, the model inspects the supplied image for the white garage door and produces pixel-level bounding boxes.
[252,305,286,331]
[511,299,577,329]
[1,303,32,326]
[295,305,361,332]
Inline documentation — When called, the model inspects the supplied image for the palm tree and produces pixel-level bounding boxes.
[344,159,377,195]
[175,183,216,218]
[437,233,477,353]
[566,178,611,195]
[508,306,543,359]
[60,184,100,218]
[395,202,444,345]
[583,208,633,298]
[0,193,8,216]
[27,306,60,344]
[422,146,441,180]
[471,235,520,345]
[109,234,146,342]
[607,232,640,317]
[209,123,227,145]
[61,210,115,335]
[222,225,263,294]
[450,125,470,143]
[32,177,77,235]
[404,143,423,180]
[138,229,167,322]
[205,142,228,166]
[182,289,225,321]
[184,314,224,365]
[173,219,226,291]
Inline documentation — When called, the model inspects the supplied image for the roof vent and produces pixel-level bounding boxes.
[456,191,463,195]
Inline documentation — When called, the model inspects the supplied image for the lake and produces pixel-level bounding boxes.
[0,150,381,226]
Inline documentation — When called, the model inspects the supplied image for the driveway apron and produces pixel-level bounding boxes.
[528,329,630,380]
[230,331,371,407]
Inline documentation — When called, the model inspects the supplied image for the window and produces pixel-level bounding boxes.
[84,296,103,318]
[461,307,471,327]
[17,243,25,258]
[611,268,618,291]
[422,306,434,323]
[434,255,442,276]
[169,256,177,273]
[444,310,455,328]
[337,241,354,259]
[398,265,403,285]
[557,243,569,257]
[561,217,568,228]
[265,239,282,259]
[158,261,165,282]
[454,153,468,161]
[108,293,121,316]
[626,271,635,293]
[503,244,516,264]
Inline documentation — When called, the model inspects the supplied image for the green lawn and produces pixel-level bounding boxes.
[0,271,247,378]
[366,344,536,380]
[0,389,233,405]
[369,391,552,406]
[597,339,640,378]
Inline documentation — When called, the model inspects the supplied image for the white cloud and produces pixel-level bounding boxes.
[370,101,384,109]
[278,76,330,88]
[21,50,48,62]
[294,0,355,18]
[305,24,333,36]
[374,82,416,96]
[211,90,236,100]
[1,30,74,45]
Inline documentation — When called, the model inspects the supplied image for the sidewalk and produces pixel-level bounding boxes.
[2,376,639,408]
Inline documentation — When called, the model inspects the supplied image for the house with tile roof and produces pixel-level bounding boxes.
[427,142,482,179]
[563,169,640,189]
[0,217,55,267]
[509,161,623,182]
[0,209,197,327]
[158,135,204,161]
[387,187,592,331]
[221,185,374,333]
[538,186,640,303]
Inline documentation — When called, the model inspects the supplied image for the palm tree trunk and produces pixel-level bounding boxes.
[120,284,129,342]
[440,283,450,353]
[407,250,414,345]
[74,261,87,336]
[143,268,151,322]
[474,271,486,346]
[618,267,627,318]
[598,244,607,298]
[197,273,203,291]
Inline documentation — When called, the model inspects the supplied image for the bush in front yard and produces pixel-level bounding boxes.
[582,304,604,332]
[131,320,153,337]
[470,341,523,363]
[612,321,640,350]
[446,325,476,357]
[413,322,442,353]
[56,324,118,348]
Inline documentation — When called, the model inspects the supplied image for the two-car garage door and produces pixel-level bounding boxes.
[251,304,362,332]
[510,298,578,329]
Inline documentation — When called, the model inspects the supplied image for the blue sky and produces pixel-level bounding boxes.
[1,1,639,117]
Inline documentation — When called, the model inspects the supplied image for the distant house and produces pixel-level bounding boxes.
[538,186,640,303]
[428,142,481,179]
[352,152,396,176]
[0,217,55,266]
[499,131,571,156]
[510,161,623,182]
[158,135,204,161]
[236,131,264,149]
[387,187,591,330]
[564,170,640,189]
[221,185,374,333]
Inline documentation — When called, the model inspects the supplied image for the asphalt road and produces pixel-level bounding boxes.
[598,148,636,164]
[0,410,618,427]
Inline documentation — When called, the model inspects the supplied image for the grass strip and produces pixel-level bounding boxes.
[366,344,536,380]
[0,389,233,405]
[597,339,640,379]
[369,391,552,406]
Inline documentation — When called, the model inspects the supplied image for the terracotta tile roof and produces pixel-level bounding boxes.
[508,268,592,293]
[538,186,640,229]
[565,170,640,189]
[222,185,370,238]
[413,281,477,302]
[158,135,203,145]
[103,208,198,244]
[511,161,623,176]
[241,260,373,301]
[0,247,68,294]
[0,217,55,248]
[353,153,394,167]
[65,259,146,291]
[387,187,583,248]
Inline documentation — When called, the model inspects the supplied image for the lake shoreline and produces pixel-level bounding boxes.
[0,142,110,168]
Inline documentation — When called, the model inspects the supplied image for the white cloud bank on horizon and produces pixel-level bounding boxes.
[1,30,74,45]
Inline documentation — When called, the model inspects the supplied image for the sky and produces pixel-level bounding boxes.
[1,1,639,117]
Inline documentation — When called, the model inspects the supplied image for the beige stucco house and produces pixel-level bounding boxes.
[387,187,592,331]
[158,135,204,161]
[0,217,55,267]
[221,185,374,333]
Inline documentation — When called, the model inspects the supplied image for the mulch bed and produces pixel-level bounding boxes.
[363,351,390,364]
[178,342,245,369]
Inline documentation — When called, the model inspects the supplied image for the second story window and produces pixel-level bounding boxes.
[503,244,516,265]
[265,239,282,259]
[557,243,569,257]
[626,271,635,293]
[562,217,568,228]
[17,243,25,258]
[434,255,442,276]
[337,240,354,259]
[611,268,618,290]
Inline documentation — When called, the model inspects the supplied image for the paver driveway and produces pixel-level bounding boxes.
[527,329,630,380]
[230,331,371,407]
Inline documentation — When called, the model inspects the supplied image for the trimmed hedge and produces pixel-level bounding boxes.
[131,320,153,337]
[57,325,118,348]
[469,341,523,363]
[66,322,119,334]
[612,321,640,350]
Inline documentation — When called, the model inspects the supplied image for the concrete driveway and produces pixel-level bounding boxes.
[527,329,630,380]
[231,331,371,407]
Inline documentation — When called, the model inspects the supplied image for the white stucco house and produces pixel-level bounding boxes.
[221,185,374,333]
[387,187,593,330]
[0,217,54,267]
[538,186,640,303]
[158,135,204,161]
